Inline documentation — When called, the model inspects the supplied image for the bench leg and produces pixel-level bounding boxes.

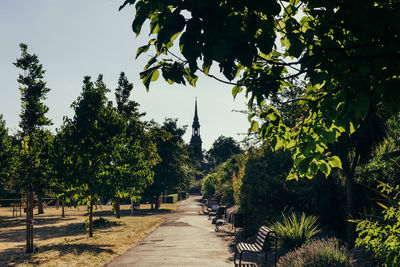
[239,251,243,266]
[234,249,237,265]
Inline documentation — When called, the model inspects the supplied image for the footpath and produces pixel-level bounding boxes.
[105,195,234,267]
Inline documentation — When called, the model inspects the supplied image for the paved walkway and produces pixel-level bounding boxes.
[105,195,234,267]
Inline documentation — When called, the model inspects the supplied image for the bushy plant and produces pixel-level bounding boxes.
[84,217,119,230]
[270,212,321,253]
[355,181,400,267]
[240,147,295,233]
[277,238,351,267]
[202,153,246,203]
[202,174,217,199]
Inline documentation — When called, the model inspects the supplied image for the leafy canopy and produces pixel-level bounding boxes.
[0,115,15,191]
[119,0,400,180]
[206,135,242,166]
[14,43,52,137]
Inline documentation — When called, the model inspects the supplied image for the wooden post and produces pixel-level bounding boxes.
[30,191,34,250]
[26,189,34,253]
[26,191,30,252]
[61,199,65,217]
[88,196,94,237]
[116,198,120,219]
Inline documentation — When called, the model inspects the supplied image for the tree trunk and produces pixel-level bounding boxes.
[25,191,31,253]
[26,189,34,253]
[61,199,65,217]
[115,198,120,219]
[38,194,44,214]
[345,152,360,247]
[88,196,94,237]
[155,195,160,210]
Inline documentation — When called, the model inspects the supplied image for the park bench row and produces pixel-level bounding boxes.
[202,197,277,266]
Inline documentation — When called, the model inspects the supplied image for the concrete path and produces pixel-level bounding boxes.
[105,195,234,267]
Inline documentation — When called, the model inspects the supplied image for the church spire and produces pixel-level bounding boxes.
[190,97,202,160]
[194,97,198,118]
[192,97,200,129]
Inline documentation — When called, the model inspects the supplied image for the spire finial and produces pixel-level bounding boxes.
[194,97,198,118]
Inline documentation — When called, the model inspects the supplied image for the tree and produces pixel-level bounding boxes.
[14,43,52,253]
[119,0,399,243]
[58,74,155,235]
[61,75,124,236]
[206,135,242,166]
[112,72,159,218]
[119,0,399,177]
[0,115,15,193]
[144,118,194,205]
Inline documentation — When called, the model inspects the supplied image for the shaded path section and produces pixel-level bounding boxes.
[105,195,233,267]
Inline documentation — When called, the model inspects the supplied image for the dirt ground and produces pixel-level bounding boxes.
[0,203,177,267]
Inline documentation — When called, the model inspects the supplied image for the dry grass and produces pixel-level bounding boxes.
[0,203,178,267]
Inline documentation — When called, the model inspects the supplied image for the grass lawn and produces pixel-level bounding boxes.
[0,203,178,266]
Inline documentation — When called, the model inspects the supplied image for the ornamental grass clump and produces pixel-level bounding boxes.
[277,237,351,267]
[269,212,321,253]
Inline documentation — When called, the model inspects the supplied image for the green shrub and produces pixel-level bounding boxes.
[239,147,295,233]
[355,182,400,267]
[166,193,178,203]
[84,217,120,230]
[277,238,351,267]
[270,212,321,253]
[202,174,217,199]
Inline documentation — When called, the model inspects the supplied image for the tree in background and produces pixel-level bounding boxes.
[202,153,246,204]
[144,118,194,206]
[112,72,159,218]
[206,135,242,167]
[13,43,52,253]
[0,115,15,194]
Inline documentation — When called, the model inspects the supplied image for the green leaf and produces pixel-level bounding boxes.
[202,63,211,76]
[298,157,312,175]
[183,71,198,87]
[328,156,342,169]
[132,1,150,36]
[319,161,331,176]
[140,67,160,90]
[136,44,150,59]
[119,0,136,11]
[251,121,259,132]
[144,57,157,70]
[232,85,242,98]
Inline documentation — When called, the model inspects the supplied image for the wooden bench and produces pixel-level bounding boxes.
[234,225,277,266]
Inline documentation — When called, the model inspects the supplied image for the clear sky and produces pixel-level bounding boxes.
[0,0,250,150]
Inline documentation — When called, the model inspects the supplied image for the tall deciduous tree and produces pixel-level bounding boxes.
[14,43,52,252]
[119,0,399,243]
[61,75,123,236]
[58,74,155,235]
[206,135,242,167]
[112,72,158,218]
[144,118,194,205]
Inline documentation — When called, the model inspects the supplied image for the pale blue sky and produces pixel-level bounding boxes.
[0,0,250,150]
